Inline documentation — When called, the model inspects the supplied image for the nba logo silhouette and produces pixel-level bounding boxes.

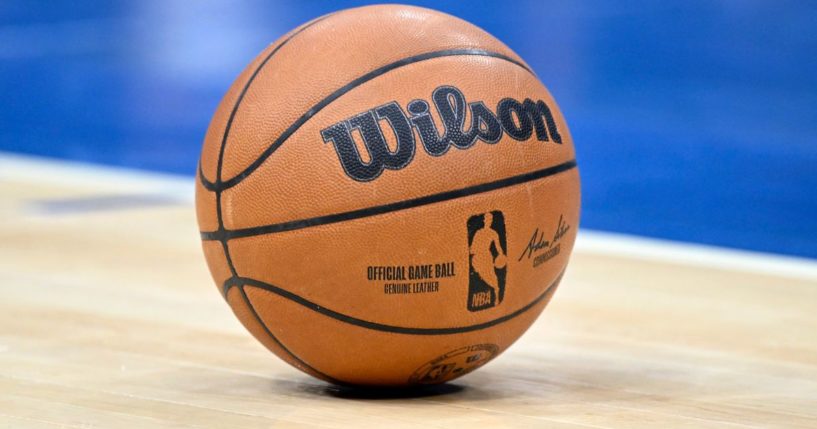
[466,211,508,312]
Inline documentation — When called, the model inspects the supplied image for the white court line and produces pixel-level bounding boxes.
[3,151,816,280]
[575,230,817,281]
[0,151,193,202]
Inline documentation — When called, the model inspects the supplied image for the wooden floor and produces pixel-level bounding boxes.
[1,155,816,428]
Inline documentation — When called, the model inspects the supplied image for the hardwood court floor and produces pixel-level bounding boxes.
[1,156,816,428]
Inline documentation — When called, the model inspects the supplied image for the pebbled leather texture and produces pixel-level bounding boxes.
[196,4,580,387]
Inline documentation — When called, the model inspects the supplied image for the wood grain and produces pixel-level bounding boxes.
[1,172,815,428]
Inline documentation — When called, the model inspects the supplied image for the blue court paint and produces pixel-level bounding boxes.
[1,1,815,257]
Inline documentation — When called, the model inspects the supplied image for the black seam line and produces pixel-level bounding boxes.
[200,165,217,191]
[236,285,344,385]
[209,13,332,186]
[199,48,534,191]
[201,159,576,241]
[216,192,238,278]
[224,271,563,336]
[210,14,333,295]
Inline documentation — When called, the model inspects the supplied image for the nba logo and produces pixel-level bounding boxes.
[466,211,508,312]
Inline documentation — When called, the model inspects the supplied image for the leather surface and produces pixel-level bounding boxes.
[196,4,580,386]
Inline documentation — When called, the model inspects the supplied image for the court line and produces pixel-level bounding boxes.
[3,151,816,280]
[575,230,817,281]
[0,152,193,202]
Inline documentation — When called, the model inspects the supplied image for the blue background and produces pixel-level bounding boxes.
[1,1,815,258]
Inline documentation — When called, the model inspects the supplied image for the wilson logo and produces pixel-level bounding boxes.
[321,85,562,182]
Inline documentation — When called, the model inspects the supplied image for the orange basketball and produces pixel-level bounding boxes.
[196,4,580,387]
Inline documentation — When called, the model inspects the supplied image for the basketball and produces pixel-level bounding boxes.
[195,4,580,386]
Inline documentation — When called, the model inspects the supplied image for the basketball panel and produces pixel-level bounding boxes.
[220,54,574,231]
[215,5,529,182]
[198,24,307,184]
[201,240,234,290]
[225,286,337,383]
[227,168,579,329]
[195,172,219,232]
[242,280,560,386]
